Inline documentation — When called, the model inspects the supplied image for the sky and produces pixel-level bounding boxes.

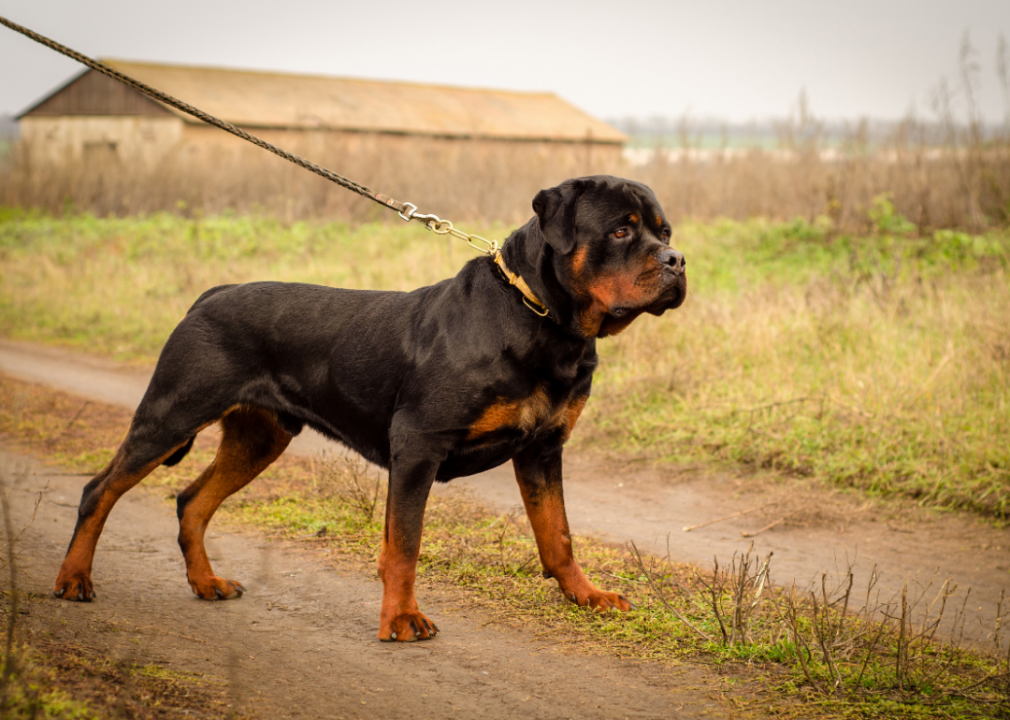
[1,0,1008,125]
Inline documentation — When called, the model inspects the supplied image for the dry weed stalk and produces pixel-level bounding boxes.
[0,468,19,714]
[693,543,773,646]
[0,465,43,717]
[315,452,384,524]
[629,540,713,643]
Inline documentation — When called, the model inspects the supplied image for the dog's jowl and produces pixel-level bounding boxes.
[53,175,687,642]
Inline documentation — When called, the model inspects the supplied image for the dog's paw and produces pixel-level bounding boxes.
[188,575,245,600]
[378,611,439,642]
[566,587,634,612]
[53,572,95,602]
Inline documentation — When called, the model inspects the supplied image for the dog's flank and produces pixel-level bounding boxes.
[53,175,686,641]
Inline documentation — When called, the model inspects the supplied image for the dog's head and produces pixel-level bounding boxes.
[533,176,686,338]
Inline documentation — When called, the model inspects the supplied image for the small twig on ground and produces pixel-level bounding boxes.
[45,400,90,446]
[683,502,776,532]
[0,476,50,564]
[741,517,785,538]
[628,541,713,643]
[0,470,21,712]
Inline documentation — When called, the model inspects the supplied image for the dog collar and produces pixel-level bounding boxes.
[492,251,552,319]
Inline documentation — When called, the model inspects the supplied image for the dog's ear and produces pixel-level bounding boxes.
[533,183,578,254]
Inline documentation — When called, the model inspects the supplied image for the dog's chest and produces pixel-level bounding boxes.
[465,385,587,444]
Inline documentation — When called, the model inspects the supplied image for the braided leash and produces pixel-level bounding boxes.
[0,14,497,253]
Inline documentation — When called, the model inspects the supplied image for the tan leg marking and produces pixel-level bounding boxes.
[514,450,632,612]
[54,445,183,601]
[176,407,291,599]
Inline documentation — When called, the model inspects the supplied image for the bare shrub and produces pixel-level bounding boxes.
[693,544,773,646]
[314,452,384,524]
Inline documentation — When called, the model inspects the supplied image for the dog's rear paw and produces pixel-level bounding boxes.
[53,572,95,601]
[188,575,245,600]
[378,611,439,642]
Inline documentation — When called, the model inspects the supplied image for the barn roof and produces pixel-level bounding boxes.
[21,59,626,144]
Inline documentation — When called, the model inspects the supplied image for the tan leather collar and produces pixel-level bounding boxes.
[492,251,551,319]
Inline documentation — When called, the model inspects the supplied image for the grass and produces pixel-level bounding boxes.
[581,211,1010,517]
[0,633,237,720]
[2,373,1009,719]
[1,205,1008,516]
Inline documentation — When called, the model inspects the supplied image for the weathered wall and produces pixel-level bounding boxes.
[20,116,184,167]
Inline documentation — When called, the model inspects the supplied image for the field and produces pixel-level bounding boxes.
[1,197,1010,718]
[1,205,1007,517]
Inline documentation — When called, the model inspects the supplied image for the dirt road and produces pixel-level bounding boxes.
[2,338,1008,634]
[4,450,733,719]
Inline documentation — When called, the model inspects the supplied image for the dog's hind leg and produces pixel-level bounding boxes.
[175,407,292,600]
[54,436,192,601]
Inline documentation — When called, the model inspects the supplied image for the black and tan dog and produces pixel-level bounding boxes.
[53,175,686,641]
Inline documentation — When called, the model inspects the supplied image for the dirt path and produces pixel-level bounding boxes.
[3,450,732,719]
[2,338,1009,635]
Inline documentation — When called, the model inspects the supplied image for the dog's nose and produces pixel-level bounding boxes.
[658,248,686,273]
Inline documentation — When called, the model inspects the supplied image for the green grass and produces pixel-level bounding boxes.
[1,205,1008,517]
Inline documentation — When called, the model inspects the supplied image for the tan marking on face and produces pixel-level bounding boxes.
[570,246,588,279]
[628,213,640,224]
[655,214,663,227]
[577,270,653,337]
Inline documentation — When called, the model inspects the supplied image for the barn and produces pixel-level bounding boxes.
[15,60,625,218]
[19,60,622,169]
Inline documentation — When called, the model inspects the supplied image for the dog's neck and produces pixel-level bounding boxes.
[500,219,583,338]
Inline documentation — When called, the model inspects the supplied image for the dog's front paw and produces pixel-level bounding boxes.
[53,571,95,601]
[188,575,245,600]
[566,586,634,612]
[378,610,439,642]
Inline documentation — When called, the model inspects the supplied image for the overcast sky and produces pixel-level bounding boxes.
[1,0,1008,124]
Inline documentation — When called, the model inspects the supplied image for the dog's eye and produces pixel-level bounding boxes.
[612,228,630,239]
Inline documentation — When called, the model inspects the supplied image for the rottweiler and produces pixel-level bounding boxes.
[53,175,687,642]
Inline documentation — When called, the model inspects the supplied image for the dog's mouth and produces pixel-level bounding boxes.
[652,274,687,313]
[632,268,687,317]
[606,269,686,316]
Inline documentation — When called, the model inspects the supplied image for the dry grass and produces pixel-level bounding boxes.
[0,132,621,225]
[3,122,1008,232]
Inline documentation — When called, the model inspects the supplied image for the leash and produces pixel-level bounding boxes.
[0,15,502,257]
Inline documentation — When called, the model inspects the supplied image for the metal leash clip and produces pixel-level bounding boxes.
[397,203,499,256]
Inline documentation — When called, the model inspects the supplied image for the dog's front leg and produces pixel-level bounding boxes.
[377,450,439,642]
[513,443,633,612]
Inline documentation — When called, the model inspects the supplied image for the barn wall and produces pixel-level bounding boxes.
[178,124,622,177]
[20,116,184,167]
